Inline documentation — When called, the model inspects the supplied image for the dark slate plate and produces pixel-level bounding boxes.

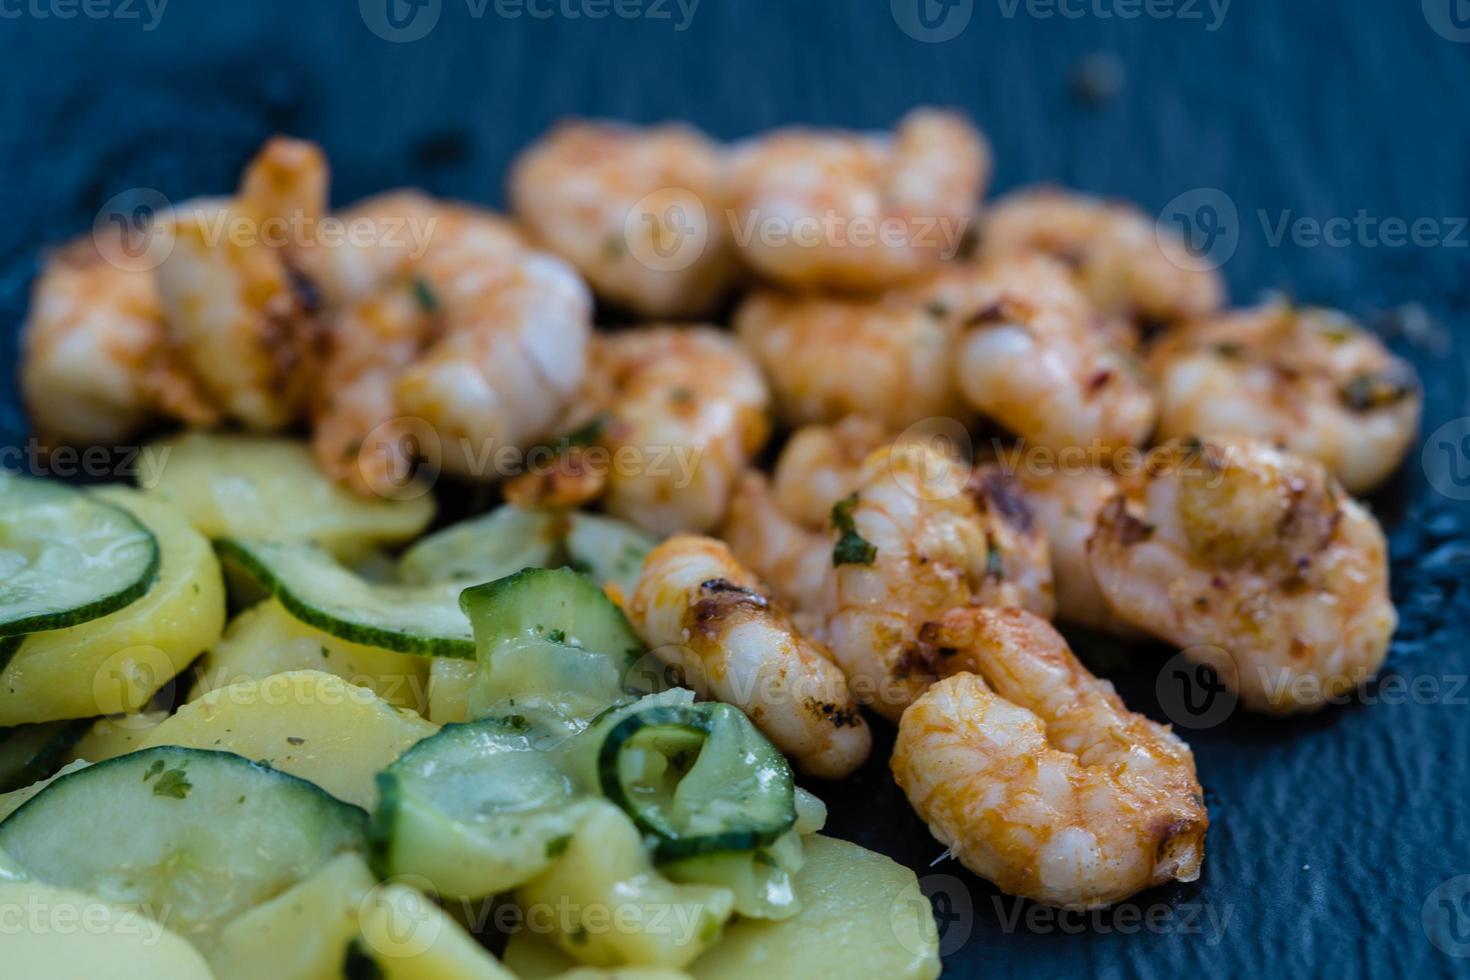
[2,2,1468,977]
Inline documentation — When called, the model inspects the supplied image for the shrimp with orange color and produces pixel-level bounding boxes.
[892,606,1208,909]
[979,186,1225,326]
[726,441,1053,721]
[628,534,871,779]
[734,286,969,431]
[952,255,1156,453]
[21,138,324,445]
[20,234,168,446]
[508,326,769,536]
[1009,464,1139,637]
[509,121,739,318]
[1087,437,1397,714]
[727,109,990,291]
[1148,302,1421,494]
[304,196,591,492]
[154,137,326,430]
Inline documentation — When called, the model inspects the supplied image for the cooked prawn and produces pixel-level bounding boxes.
[305,196,589,491]
[153,137,326,430]
[770,416,892,529]
[20,234,167,445]
[1148,301,1421,494]
[1010,463,1139,637]
[628,534,872,779]
[726,109,990,291]
[507,326,769,535]
[729,442,1053,721]
[375,205,592,482]
[1087,437,1397,714]
[509,121,739,318]
[953,254,1157,453]
[892,606,1207,909]
[734,286,969,430]
[980,186,1225,326]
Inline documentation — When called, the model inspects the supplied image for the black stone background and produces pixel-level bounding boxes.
[1,1,1468,977]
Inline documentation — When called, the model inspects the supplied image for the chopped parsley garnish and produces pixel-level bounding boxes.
[986,543,1005,579]
[412,277,439,314]
[151,768,192,799]
[831,493,877,566]
[545,834,572,858]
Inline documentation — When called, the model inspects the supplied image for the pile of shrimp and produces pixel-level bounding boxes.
[21,109,1417,913]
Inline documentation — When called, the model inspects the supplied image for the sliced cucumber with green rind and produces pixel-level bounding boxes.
[461,567,652,729]
[661,828,805,920]
[397,505,567,586]
[0,719,92,793]
[218,538,474,658]
[0,745,367,938]
[371,717,593,898]
[564,513,658,599]
[598,703,796,861]
[460,567,645,664]
[0,475,159,637]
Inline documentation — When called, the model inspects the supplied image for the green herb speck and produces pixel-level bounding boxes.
[152,768,192,799]
[831,493,877,567]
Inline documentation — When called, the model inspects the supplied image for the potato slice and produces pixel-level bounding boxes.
[209,851,377,980]
[359,882,519,980]
[140,670,436,809]
[688,835,940,980]
[141,432,434,560]
[0,487,225,725]
[507,835,939,980]
[427,657,478,724]
[67,711,169,764]
[191,600,430,713]
[0,879,212,978]
[516,803,734,970]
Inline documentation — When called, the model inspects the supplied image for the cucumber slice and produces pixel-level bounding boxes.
[598,703,796,862]
[397,505,567,586]
[0,487,225,726]
[0,746,368,939]
[662,828,805,920]
[461,568,652,729]
[0,719,91,793]
[371,718,595,899]
[0,474,159,637]
[460,567,645,666]
[218,538,474,658]
[563,513,658,600]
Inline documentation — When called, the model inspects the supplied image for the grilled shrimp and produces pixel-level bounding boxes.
[892,607,1207,909]
[508,326,769,535]
[509,121,739,318]
[721,471,834,619]
[1088,437,1397,714]
[395,204,591,481]
[734,286,969,430]
[154,137,326,430]
[953,254,1157,453]
[1148,302,1421,494]
[20,234,166,445]
[980,187,1224,326]
[770,416,892,529]
[305,196,589,490]
[726,109,990,291]
[629,534,871,779]
[729,442,1053,721]
[1010,464,1139,637]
